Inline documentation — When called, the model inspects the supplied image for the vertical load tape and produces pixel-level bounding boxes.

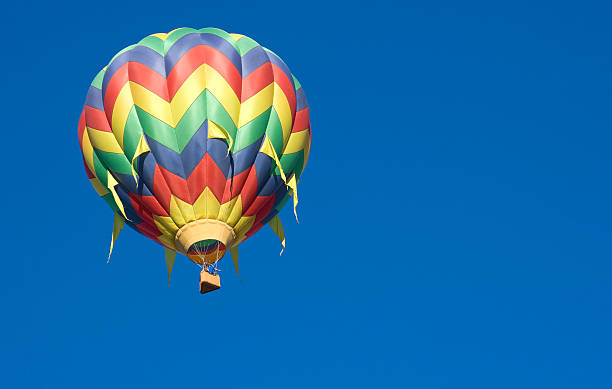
[130,135,150,183]
[106,173,129,220]
[108,212,125,263]
[230,245,240,280]
[269,215,286,254]
[287,174,299,222]
[208,120,234,156]
[262,136,300,221]
[164,248,177,286]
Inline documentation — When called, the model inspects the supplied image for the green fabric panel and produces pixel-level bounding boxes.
[164,28,198,55]
[233,107,271,152]
[282,150,305,179]
[293,153,305,179]
[92,151,108,185]
[96,150,134,175]
[175,91,207,152]
[205,90,237,139]
[292,76,302,91]
[235,36,260,55]
[122,114,142,162]
[122,107,145,160]
[102,193,120,213]
[91,69,106,89]
[198,27,239,52]
[274,152,301,177]
[266,108,284,154]
[137,35,165,55]
[134,107,179,152]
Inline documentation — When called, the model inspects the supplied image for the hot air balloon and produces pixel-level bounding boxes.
[77,27,311,293]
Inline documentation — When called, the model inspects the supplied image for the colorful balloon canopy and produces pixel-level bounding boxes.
[77,27,311,286]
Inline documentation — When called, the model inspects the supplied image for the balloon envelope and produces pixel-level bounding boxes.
[77,27,311,266]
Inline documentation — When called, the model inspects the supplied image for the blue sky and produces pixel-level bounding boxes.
[1,1,612,387]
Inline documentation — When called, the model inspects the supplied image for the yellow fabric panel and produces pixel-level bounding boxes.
[134,134,150,159]
[284,129,310,155]
[259,134,275,159]
[111,83,134,145]
[153,215,179,244]
[130,134,150,182]
[288,174,299,222]
[129,81,174,126]
[204,65,240,125]
[151,33,168,40]
[157,235,176,251]
[169,195,187,226]
[218,196,239,222]
[303,134,311,168]
[90,177,109,197]
[173,195,196,224]
[87,127,124,154]
[192,188,206,219]
[238,83,273,128]
[261,136,287,184]
[230,245,240,279]
[229,33,245,41]
[272,83,293,146]
[208,120,234,153]
[106,173,128,220]
[204,189,221,219]
[81,130,96,176]
[108,212,125,262]
[193,187,221,219]
[164,247,176,285]
[269,215,285,254]
[226,195,243,227]
[170,64,207,124]
[207,119,227,139]
[169,64,239,126]
[233,215,255,240]
[233,235,247,246]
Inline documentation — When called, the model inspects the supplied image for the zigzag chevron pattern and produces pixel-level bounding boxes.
[77,27,311,264]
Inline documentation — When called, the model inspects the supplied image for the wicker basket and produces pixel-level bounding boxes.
[200,271,221,294]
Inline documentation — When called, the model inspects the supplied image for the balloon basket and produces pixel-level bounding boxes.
[200,271,221,294]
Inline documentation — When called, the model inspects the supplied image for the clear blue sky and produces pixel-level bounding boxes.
[1,1,611,387]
